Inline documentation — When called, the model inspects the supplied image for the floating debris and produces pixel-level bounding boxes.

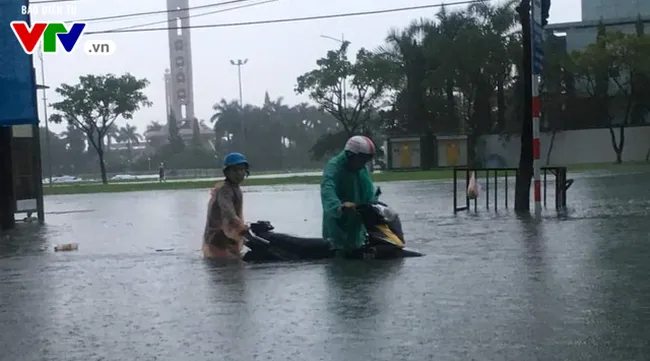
[54,243,79,252]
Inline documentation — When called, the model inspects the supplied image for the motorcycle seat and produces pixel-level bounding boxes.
[258,231,332,252]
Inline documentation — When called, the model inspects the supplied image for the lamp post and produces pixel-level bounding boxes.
[230,59,248,148]
[230,59,248,108]
[37,49,52,185]
[320,34,347,109]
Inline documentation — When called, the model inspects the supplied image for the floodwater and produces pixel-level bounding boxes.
[1,171,650,361]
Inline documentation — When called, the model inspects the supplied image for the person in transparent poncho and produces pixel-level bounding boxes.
[202,152,250,259]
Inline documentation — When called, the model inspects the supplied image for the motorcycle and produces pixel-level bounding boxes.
[241,187,424,262]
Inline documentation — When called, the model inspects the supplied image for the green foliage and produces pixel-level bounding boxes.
[308,130,350,160]
[295,41,394,157]
[568,29,650,162]
[167,146,216,169]
[569,30,650,103]
[191,118,202,149]
[41,3,650,175]
[49,73,151,183]
[167,109,184,153]
[210,95,341,166]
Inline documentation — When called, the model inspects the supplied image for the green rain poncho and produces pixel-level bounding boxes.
[320,151,376,251]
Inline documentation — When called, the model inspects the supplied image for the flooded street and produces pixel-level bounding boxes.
[1,171,650,361]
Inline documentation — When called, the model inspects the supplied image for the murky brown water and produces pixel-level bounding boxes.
[1,171,650,360]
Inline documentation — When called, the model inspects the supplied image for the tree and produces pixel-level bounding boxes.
[60,123,87,173]
[569,30,650,163]
[146,121,162,132]
[206,95,340,170]
[540,32,573,165]
[374,1,521,168]
[39,127,67,178]
[631,15,650,125]
[295,41,394,159]
[376,22,429,136]
[105,123,119,153]
[167,108,184,153]
[210,99,243,150]
[49,73,151,183]
[117,123,142,162]
[191,118,202,149]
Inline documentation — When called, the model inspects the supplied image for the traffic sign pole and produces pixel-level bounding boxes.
[530,0,543,214]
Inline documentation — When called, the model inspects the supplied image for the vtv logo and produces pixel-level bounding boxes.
[11,21,85,53]
[11,21,115,55]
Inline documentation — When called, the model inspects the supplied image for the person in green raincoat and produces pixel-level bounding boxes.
[320,135,377,255]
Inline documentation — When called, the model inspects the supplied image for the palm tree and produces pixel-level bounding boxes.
[191,117,202,148]
[210,99,244,145]
[377,21,430,134]
[61,124,86,152]
[466,0,519,131]
[118,123,142,161]
[105,123,119,152]
[146,121,162,132]
[61,124,87,172]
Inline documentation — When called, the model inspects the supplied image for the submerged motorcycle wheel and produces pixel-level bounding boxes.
[342,246,377,260]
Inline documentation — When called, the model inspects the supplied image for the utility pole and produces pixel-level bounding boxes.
[514,0,549,213]
[38,49,52,185]
[320,33,347,109]
[230,59,248,148]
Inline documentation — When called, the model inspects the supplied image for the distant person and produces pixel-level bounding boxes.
[320,135,377,257]
[158,162,165,183]
[202,152,250,259]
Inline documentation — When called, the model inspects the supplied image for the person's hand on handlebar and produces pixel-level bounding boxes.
[239,223,250,236]
[339,202,356,212]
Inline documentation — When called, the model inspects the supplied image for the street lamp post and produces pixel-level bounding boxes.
[230,59,248,146]
[37,49,52,185]
[230,59,248,107]
[320,33,347,109]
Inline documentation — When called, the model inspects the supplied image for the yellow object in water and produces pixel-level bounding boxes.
[54,243,79,252]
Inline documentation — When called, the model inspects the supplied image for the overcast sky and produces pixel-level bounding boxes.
[31,0,582,134]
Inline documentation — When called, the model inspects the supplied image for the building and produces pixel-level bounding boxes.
[545,0,650,124]
[547,0,650,52]
[383,134,469,170]
[0,0,46,228]
[166,0,196,123]
[143,120,215,152]
[581,0,650,22]
[478,0,650,168]
[142,0,215,153]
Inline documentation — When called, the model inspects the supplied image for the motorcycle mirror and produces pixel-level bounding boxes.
[375,187,382,197]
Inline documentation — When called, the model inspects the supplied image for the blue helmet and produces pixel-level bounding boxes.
[223,152,248,169]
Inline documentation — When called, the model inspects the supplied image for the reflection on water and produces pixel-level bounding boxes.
[1,171,649,360]
[0,222,50,257]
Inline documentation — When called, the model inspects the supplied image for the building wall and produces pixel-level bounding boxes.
[166,0,195,122]
[389,138,421,169]
[437,137,468,167]
[582,0,650,22]
[11,125,38,212]
[551,17,650,125]
[564,22,643,52]
[479,126,650,167]
[164,69,172,120]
